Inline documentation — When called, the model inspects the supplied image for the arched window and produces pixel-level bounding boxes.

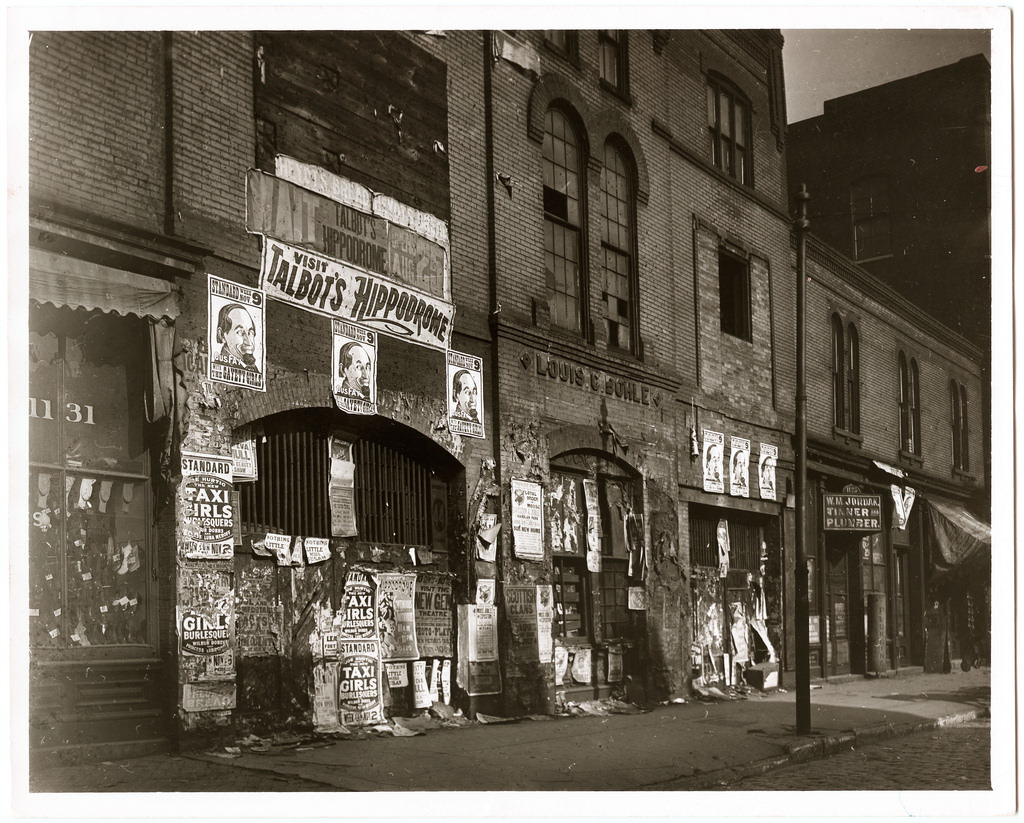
[950,380,970,472]
[601,139,638,354]
[831,314,845,429]
[543,108,587,335]
[898,353,921,455]
[846,322,860,434]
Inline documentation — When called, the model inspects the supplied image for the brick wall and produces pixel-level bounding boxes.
[29,31,165,230]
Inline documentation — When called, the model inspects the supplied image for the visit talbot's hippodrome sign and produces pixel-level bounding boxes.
[822,493,883,532]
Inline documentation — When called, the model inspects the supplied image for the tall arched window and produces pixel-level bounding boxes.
[950,380,970,471]
[898,353,921,455]
[601,139,638,354]
[831,314,845,429]
[543,108,587,335]
[846,322,860,434]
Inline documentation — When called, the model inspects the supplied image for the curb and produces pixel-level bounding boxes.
[644,707,988,790]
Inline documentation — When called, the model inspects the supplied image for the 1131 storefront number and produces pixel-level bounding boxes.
[29,397,96,425]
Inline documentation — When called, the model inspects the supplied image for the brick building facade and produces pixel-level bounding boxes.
[26,29,986,759]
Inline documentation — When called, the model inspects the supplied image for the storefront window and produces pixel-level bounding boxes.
[29,306,152,649]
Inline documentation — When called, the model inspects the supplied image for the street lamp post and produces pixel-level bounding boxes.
[794,184,811,734]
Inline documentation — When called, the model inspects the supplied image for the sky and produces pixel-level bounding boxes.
[782,28,993,123]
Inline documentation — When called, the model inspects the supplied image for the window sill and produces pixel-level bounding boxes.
[952,467,975,483]
[832,427,862,447]
[599,78,632,106]
[898,450,923,470]
[541,40,580,69]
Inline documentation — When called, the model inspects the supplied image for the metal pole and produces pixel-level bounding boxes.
[794,184,812,734]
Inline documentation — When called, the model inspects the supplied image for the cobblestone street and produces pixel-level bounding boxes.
[718,720,991,791]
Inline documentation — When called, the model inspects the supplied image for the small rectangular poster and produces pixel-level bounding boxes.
[331,319,377,415]
[303,536,331,564]
[337,639,385,727]
[312,661,343,733]
[457,605,501,696]
[329,436,357,537]
[446,350,485,438]
[469,604,498,661]
[504,585,539,661]
[729,436,750,498]
[208,274,265,392]
[414,576,453,658]
[537,585,554,664]
[441,659,452,704]
[583,478,601,572]
[554,645,569,686]
[758,443,778,501]
[264,532,292,567]
[179,452,235,560]
[702,430,725,494]
[385,662,409,689]
[511,479,544,561]
[475,578,496,606]
[411,660,432,709]
[231,433,258,482]
[628,586,649,611]
[376,572,419,661]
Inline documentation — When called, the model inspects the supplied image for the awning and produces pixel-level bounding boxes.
[30,249,180,319]
[927,498,991,575]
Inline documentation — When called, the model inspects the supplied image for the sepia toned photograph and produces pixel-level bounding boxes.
[9,4,1014,822]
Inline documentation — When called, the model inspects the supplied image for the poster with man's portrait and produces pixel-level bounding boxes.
[730,436,751,498]
[208,274,265,391]
[759,442,778,501]
[446,349,484,438]
[332,319,377,415]
[702,429,725,494]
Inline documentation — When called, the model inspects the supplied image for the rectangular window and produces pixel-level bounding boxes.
[598,30,628,96]
[544,30,578,61]
[707,78,752,186]
[719,249,751,341]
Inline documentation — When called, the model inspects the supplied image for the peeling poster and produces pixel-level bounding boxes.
[376,572,419,661]
[329,437,357,537]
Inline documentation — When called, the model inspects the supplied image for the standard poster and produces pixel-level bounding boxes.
[446,350,484,438]
[339,570,377,639]
[179,452,235,560]
[702,430,725,494]
[758,443,778,501]
[414,576,453,658]
[329,437,357,537]
[504,585,539,662]
[511,479,544,561]
[730,436,751,498]
[331,319,377,415]
[208,274,265,391]
[376,572,419,661]
[337,639,385,727]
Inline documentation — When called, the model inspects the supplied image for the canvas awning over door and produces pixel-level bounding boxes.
[927,498,991,576]
[30,249,181,319]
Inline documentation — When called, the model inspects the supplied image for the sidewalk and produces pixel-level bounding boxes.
[26,666,990,793]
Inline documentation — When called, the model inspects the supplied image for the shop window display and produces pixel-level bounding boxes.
[29,307,151,649]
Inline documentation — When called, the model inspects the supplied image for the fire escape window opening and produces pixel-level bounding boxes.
[719,247,752,341]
